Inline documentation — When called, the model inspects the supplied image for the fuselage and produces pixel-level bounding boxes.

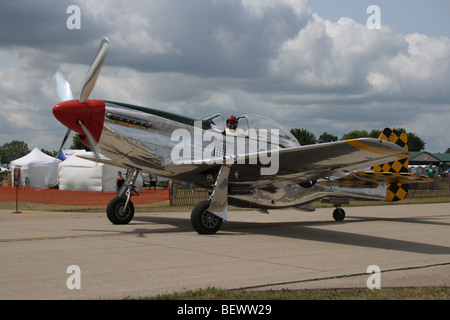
[53,99,388,210]
[99,101,300,185]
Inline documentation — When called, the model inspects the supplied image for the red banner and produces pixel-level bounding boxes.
[13,167,21,187]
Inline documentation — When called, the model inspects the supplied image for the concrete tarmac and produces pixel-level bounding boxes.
[0,203,449,299]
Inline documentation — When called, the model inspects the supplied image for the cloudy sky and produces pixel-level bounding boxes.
[1,0,450,155]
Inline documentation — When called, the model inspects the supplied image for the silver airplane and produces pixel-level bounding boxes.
[52,38,431,234]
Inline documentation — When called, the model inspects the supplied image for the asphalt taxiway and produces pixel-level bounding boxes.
[0,203,449,299]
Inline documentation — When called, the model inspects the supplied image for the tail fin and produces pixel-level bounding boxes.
[372,128,409,202]
[372,128,409,173]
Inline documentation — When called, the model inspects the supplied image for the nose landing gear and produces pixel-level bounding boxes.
[106,168,139,225]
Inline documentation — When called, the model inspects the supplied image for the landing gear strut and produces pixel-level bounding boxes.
[190,165,230,234]
[106,168,139,225]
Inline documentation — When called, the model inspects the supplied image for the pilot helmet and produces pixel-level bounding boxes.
[227,115,238,126]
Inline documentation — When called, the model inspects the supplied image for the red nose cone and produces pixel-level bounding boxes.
[53,99,105,144]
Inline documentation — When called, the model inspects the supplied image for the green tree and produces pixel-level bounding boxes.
[341,130,370,140]
[391,127,425,151]
[0,140,30,163]
[41,148,58,157]
[70,135,90,151]
[369,129,382,138]
[317,132,338,143]
[405,132,425,151]
[342,128,425,151]
[290,128,317,145]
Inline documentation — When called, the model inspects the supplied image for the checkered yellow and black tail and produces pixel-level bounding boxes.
[372,128,409,202]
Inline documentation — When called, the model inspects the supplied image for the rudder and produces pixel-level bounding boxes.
[372,128,409,202]
[372,128,409,173]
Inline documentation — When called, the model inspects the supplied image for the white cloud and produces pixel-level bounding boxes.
[269,14,409,92]
[1,0,450,153]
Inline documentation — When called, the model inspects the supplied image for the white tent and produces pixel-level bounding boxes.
[58,152,143,191]
[10,147,61,188]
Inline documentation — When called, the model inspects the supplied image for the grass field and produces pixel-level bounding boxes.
[137,286,450,300]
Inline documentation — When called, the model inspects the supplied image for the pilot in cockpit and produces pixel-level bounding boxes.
[225,115,239,136]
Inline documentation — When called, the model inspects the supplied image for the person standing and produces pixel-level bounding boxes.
[115,171,125,191]
[425,163,436,191]
[149,175,158,189]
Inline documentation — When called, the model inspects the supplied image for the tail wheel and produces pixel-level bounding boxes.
[333,207,345,221]
[107,196,135,225]
[191,200,223,234]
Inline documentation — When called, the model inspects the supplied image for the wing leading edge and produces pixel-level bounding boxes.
[78,136,410,188]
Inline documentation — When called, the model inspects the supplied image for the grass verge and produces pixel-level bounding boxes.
[132,286,450,300]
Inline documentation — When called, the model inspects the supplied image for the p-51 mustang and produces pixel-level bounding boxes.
[52,38,431,234]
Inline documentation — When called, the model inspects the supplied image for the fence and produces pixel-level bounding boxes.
[410,176,450,191]
[2,177,447,208]
[169,182,209,206]
[0,186,170,207]
[0,183,210,207]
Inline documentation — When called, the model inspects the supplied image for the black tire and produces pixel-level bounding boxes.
[106,196,135,225]
[190,200,223,234]
[333,207,345,221]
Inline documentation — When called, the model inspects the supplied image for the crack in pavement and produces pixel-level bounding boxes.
[235,262,450,290]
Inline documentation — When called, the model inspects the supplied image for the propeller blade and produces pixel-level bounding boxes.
[56,128,72,158]
[77,120,101,161]
[52,71,74,102]
[79,37,110,103]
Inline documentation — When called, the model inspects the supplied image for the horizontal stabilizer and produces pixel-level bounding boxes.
[354,171,432,184]
[318,171,432,188]
[319,128,431,202]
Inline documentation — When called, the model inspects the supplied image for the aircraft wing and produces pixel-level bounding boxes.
[78,137,409,187]
[269,138,408,179]
[168,137,410,187]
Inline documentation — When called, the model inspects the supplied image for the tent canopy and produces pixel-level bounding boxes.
[58,152,143,191]
[10,148,61,188]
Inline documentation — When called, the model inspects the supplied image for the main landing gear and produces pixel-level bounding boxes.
[190,164,229,234]
[190,200,223,234]
[106,168,139,225]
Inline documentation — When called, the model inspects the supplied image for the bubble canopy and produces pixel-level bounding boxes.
[203,113,300,148]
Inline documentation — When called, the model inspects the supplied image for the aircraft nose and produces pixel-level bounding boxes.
[53,100,90,133]
[52,99,105,143]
